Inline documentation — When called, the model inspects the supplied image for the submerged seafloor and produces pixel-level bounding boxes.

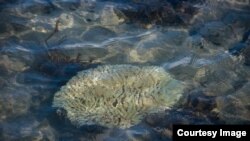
[0,0,250,140]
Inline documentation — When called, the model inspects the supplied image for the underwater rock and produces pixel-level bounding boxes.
[215,82,250,123]
[57,13,75,30]
[49,46,109,64]
[223,12,250,31]
[184,35,211,56]
[205,0,250,8]
[0,116,56,141]
[0,87,31,121]
[0,64,8,77]
[82,26,116,43]
[184,90,216,112]
[242,30,250,66]
[94,126,164,141]
[113,0,199,27]
[160,109,213,125]
[243,45,250,66]
[228,42,247,56]
[195,65,240,96]
[0,23,13,39]
[20,0,55,15]
[143,109,213,140]
[199,21,233,46]
[100,5,125,26]
[228,29,250,65]
[51,0,80,11]
[0,0,18,4]
[128,31,187,64]
[167,64,198,81]
[0,55,28,73]
[0,116,39,140]
[53,64,184,128]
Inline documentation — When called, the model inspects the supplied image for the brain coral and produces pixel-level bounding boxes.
[53,65,184,128]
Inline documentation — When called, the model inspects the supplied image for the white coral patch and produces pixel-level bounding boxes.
[53,65,184,128]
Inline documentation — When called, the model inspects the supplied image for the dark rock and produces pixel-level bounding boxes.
[82,26,116,43]
[184,90,216,112]
[0,87,31,121]
[0,23,12,36]
[58,63,85,78]
[114,0,199,27]
[243,45,250,66]
[145,113,164,127]
[199,21,232,46]
[223,12,250,30]
[229,42,247,56]
[52,0,81,11]
[39,61,58,76]
[1,116,57,141]
[242,29,250,43]
[0,0,18,5]
[0,64,8,77]
[160,109,213,126]
[232,79,248,91]
[228,29,250,65]
[22,1,55,15]
[9,22,29,33]
[16,71,55,85]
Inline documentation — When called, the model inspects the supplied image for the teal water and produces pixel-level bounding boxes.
[0,0,250,140]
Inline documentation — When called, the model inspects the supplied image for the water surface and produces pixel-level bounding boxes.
[0,0,250,140]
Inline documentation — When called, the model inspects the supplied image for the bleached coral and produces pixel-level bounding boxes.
[53,65,184,128]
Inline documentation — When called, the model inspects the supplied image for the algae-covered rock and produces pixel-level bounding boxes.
[215,82,250,124]
[0,87,31,121]
[1,116,57,141]
[100,5,125,26]
[53,64,184,128]
[199,21,233,46]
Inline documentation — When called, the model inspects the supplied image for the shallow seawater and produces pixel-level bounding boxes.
[0,0,250,140]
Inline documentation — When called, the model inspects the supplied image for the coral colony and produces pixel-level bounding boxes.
[53,65,184,128]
